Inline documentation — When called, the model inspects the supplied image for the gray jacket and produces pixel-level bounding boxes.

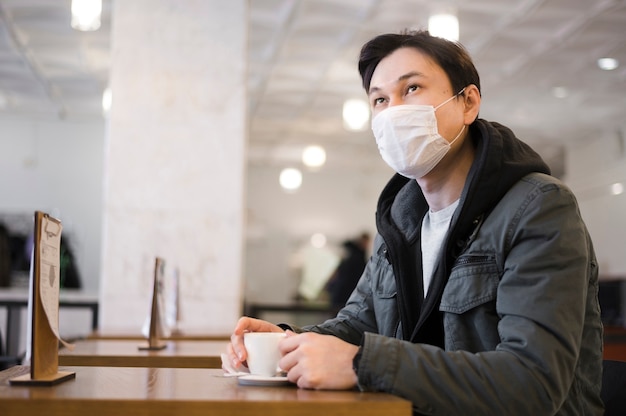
[304,120,604,415]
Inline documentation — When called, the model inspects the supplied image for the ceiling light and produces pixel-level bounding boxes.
[310,233,327,248]
[428,12,459,42]
[102,87,112,116]
[597,57,619,71]
[279,168,302,192]
[71,0,102,31]
[302,145,326,168]
[611,182,624,195]
[342,98,370,131]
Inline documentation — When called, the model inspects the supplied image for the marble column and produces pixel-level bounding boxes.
[99,0,246,334]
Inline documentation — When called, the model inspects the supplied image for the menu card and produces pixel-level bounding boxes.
[39,214,74,350]
[10,211,76,386]
[139,257,168,350]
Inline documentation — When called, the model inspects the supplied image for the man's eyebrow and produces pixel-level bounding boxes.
[368,71,425,96]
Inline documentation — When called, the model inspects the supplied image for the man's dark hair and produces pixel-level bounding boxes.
[358,30,481,96]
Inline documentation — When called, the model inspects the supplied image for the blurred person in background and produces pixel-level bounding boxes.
[325,232,370,309]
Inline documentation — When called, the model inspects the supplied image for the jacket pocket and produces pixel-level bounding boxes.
[440,254,500,314]
[372,252,397,298]
[370,256,400,337]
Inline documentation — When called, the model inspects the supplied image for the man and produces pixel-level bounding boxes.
[226,30,603,415]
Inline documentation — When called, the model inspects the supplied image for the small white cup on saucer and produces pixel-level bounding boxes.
[243,332,286,377]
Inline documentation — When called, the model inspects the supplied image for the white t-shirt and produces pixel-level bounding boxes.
[421,199,459,298]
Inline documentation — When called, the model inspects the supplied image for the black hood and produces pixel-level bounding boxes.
[375,119,551,341]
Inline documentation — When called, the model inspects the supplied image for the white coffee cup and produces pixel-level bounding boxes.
[243,332,286,377]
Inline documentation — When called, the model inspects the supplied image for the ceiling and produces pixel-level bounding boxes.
[1,0,626,177]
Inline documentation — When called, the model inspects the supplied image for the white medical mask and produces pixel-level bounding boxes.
[372,88,466,179]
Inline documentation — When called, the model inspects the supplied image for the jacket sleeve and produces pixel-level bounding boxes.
[355,177,598,415]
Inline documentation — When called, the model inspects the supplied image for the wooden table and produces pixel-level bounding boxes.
[58,339,228,368]
[0,366,412,416]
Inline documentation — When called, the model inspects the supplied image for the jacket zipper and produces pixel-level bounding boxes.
[454,255,491,266]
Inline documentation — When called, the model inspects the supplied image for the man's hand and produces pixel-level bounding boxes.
[279,331,359,390]
[224,317,284,371]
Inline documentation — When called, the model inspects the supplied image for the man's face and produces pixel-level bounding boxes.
[368,47,465,144]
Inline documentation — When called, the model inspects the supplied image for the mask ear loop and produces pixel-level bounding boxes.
[435,87,467,110]
[448,124,466,147]
[452,87,469,143]
[457,87,469,106]
[440,86,469,146]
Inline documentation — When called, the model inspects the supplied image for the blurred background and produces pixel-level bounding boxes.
[0,0,625,323]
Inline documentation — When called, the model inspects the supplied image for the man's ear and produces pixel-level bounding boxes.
[462,84,481,124]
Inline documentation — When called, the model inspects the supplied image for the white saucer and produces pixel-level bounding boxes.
[237,374,291,386]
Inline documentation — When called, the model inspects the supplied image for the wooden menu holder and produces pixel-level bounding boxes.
[10,211,76,386]
[139,257,167,350]
[169,267,182,335]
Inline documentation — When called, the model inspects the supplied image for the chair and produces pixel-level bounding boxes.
[0,329,20,371]
[601,360,626,415]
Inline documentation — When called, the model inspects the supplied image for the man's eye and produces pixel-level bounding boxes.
[372,97,385,106]
[407,85,418,93]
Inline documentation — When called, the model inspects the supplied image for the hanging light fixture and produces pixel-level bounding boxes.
[428,10,459,42]
[597,57,619,71]
[611,182,624,196]
[342,98,370,131]
[71,0,102,31]
[302,145,326,169]
[279,168,302,192]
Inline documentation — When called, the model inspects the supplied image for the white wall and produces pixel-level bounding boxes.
[0,116,104,294]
